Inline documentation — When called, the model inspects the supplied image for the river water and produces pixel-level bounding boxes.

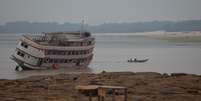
[1,33,201,79]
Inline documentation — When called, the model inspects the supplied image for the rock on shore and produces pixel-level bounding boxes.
[0,72,201,101]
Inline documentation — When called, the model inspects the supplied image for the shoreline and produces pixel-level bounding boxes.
[145,31,201,42]
[0,72,201,101]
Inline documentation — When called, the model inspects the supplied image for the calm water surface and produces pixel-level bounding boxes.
[1,33,201,79]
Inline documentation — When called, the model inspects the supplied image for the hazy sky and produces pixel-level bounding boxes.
[0,0,201,25]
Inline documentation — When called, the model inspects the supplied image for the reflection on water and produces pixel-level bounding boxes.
[1,33,201,79]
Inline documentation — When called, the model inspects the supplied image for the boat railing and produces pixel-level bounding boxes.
[23,34,94,42]
[22,34,95,47]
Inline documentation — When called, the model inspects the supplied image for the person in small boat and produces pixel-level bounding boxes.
[134,58,137,61]
[128,58,136,62]
[128,58,132,62]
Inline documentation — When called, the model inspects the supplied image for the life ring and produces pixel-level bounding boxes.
[52,64,59,69]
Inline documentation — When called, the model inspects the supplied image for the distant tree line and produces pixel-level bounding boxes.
[0,20,201,33]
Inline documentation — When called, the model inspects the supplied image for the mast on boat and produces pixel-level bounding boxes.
[80,20,85,37]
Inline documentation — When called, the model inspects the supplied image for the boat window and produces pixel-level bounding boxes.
[52,51,56,55]
[79,59,82,63]
[82,59,85,62]
[61,51,65,55]
[84,51,87,54]
[81,51,84,54]
[20,42,24,46]
[72,51,75,55]
[49,59,53,63]
[49,50,53,55]
[72,59,76,63]
[21,42,28,48]
[59,59,64,63]
[43,59,47,63]
[17,51,20,55]
[82,58,86,62]
[21,53,25,57]
[69,59,72,62]
[54,59,58,63]
[24,44,28,48]
[57,51,60,55]
[64,59,68,63]
[87,41,91,45]
[65,51,68,55]
[17,51,25,57]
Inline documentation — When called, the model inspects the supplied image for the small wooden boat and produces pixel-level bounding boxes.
[128,58,149,63]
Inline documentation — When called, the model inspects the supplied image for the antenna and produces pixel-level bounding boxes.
[80,20,84,37]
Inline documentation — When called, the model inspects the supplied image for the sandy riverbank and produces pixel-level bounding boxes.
[0,72,201,101]
[146,31,201,42]
[144,31,201,36]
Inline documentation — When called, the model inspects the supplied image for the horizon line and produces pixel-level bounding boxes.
[1,19,201,26]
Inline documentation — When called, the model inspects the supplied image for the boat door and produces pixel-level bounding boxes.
[76,60,80,66]
[37,58,43,66]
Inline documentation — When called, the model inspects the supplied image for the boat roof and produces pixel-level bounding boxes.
[76,85,126,90]
[22,32,94,46]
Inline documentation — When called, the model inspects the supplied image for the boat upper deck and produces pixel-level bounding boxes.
[23,32,95,46]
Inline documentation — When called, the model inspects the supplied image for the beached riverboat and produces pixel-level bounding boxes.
[11,31,95,70]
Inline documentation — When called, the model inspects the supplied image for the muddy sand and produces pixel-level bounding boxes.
[0,72,201,101]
